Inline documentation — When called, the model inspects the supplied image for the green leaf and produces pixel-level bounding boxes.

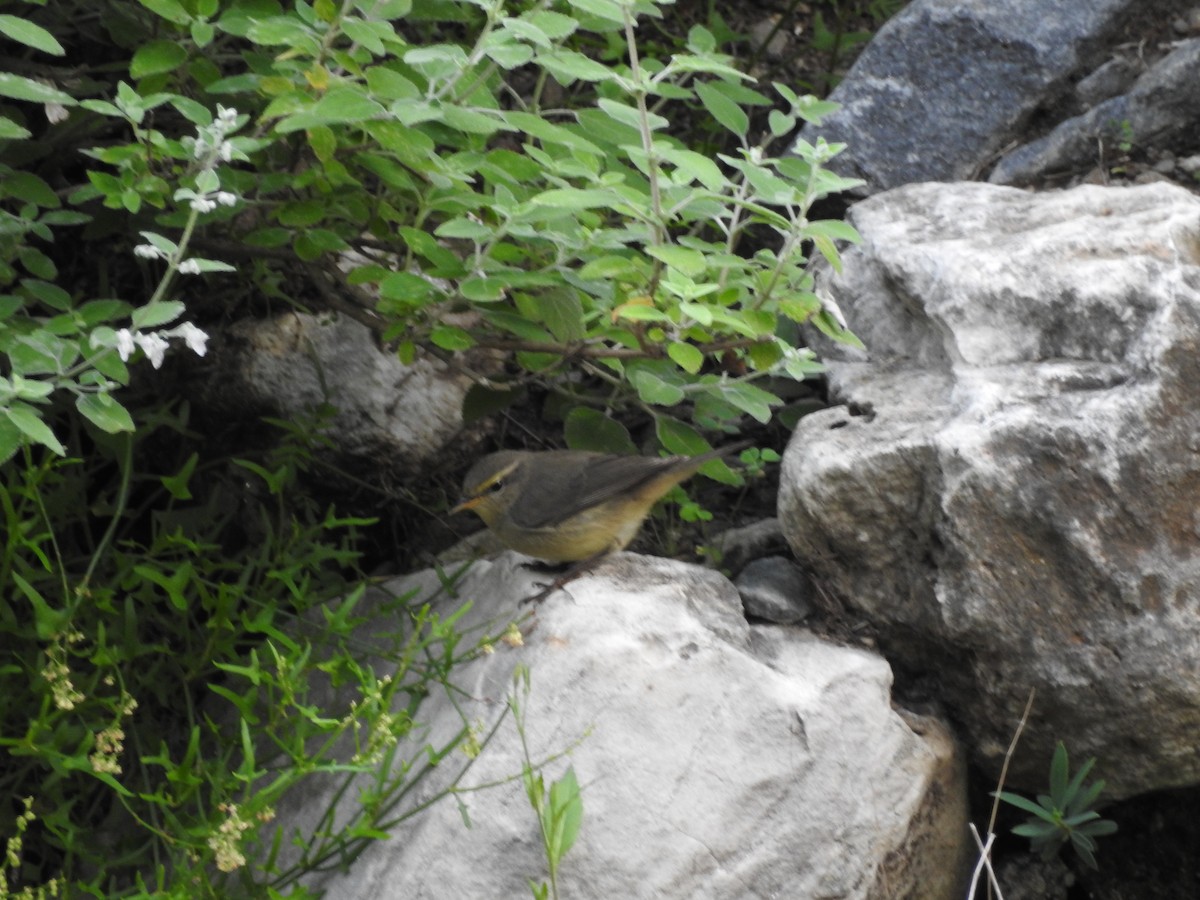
[19,247,56,280]
[365,66,419,101]
[5,402,65,455]
[654,415,709,456]
[131,40,189,78]
[461,277,513,302]
[0,116,31,140]
[647,245,706,277]
[564,408,635,454]
[747,340,782,371]
[719,381,779,423]
[631,369,685,406]
[12,573,68,639]
[801,219,861,244]
[567,0,626,24]
[378,272,439,304]
[613,303,668,322]
[132,561,195,611]
[794,96,841,126]
[441,104,507,135]
[529,187,618,210]
[694,81,747,137]
[667,341,704,374]
[132,300,185,330]
[767,109,795,137]
[548,767,582,858]
[503,111,604,155]
[1061,757,1098,810]
[1012,821,1061,839]
[812,310,864,348]
[136,0,192,25]
[657,146,725,192]
[578,255,640,281]
[538,49,617,83]
[0,415,21,465]
[274,88,385,133]
[0,15,65,56]
[1,172,57,207]
[1049,742,1070,805]
[1072,841,1099,871]
[191,20,215,47]
[0,72,76,105]
[483,310,552,342]
[430,325,475,350]
[598,98,667,132]
[522,290,585,343]
[341,17,399,55]
[483,36,534,69]
[76,393,136,434]
[1076,819,1118,837]
[997,791,1051,819]
[522,10,578,39]
[434,218,493,240]
[1066,778,1106,817]
[462,383,520,423]
[162,452,198,499]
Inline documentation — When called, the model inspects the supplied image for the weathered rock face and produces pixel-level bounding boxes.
[779,181,1200,798]
[287,553,970,900]
[198,312,474,471]
[991,37,1200,186]
[798,0,1189,194]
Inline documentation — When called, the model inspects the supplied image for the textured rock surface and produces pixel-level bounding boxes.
[780,181,1200,798]
[285,553,969,899]
[199,312,473,470]
[797,0,1180,194]
[991,38,1200,186]
[735,556,815,624]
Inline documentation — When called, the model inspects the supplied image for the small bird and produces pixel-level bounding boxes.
[451,443,747,602]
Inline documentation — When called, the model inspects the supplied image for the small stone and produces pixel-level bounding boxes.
[735,556,814,624]
[1133,170,1172,185]
[1075,56,1139,108]
[1172,8,1200,34]
[709,517,788,574]
[1178,153,1200,175]
[1153,155,1177,174]
[749,17,790,60]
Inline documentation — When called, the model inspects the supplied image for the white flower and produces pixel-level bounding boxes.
[134,244,163,259]
[216,191,237,207]
[178,259,201,275]
[115,328,136,361]
[173,322,209,357]
[218,141,233,162]
[134,332,170,369]
[189,196,217,213]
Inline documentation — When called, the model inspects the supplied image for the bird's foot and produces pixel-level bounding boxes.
[519,553,608,605]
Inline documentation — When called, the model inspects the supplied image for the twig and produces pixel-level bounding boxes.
[989,688,1036,837]
[966,687,1036,900]
[967,824,1004,900]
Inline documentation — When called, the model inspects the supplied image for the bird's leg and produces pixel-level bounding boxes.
[519,559,570,575]
[521,551,610,605]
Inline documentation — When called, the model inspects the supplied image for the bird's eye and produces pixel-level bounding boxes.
[488,478,505,493]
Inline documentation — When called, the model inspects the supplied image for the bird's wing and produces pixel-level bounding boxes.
[509,453,687,530]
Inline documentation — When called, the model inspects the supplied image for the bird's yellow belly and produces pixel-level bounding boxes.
[494,505,648,562]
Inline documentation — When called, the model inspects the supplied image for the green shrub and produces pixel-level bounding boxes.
[0,0,864,891]
[998,741,1118,871]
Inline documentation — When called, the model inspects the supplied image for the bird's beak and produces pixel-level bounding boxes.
[450,496,481,515]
